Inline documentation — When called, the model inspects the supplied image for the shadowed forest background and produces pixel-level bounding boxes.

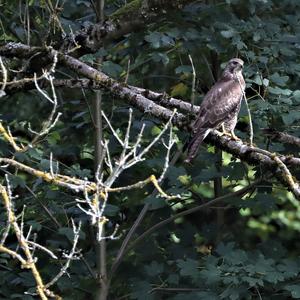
[1,0,300,299]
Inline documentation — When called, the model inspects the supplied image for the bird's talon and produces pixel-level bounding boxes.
[219,130,241,141]
[231,135,241,141]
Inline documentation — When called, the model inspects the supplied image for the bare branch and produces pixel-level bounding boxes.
[263,128,300,147]
[188,54,196,113]
[29,71,62,145]
[158,123,176,182]
[0,56,7,96]
[45,219,81,288]
[1,43,300,200]
[0,175,56,299]
[236,71,253,146]
[249,146,300,198]
[0,122,24,151]
[126,179,263,257]
[102,110,124,147]
[27,241,58,259]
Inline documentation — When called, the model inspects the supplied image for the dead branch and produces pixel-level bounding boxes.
[76,108,179,240]
[263,128,300,148]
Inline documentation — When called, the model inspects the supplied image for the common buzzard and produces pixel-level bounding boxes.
[185,58,245,163]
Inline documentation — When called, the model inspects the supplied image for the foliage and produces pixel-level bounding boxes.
[1,0,300,299]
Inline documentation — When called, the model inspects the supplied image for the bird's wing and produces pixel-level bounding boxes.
[192,79,243,133]
[185,79,243,163]
[184,127,210,163]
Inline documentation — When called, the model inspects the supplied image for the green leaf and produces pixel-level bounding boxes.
[269,73,289,87]
[7,174,26,188]
[278,259,299,279]
[175,65,193,74]
[251,74,264,85]
[166,165,187,183]
[292,90,300,103]
[217,243,248,265]
[282,111,300,125]
[196,292,219,300]
[14,152,27,162]
[253,32,261,42]
[130,281,154,300]
[186,28,201,40]
[167,274,179,284]
[285,285,300,299]
[216,242,235,257]
[220,30,235,38]
[178,174,191,185]
[102,61,123,78]
[67,164,92,178]
[200,265,221,284]
[224,162,245,180]
[265,270,285,284]
[58,227,76,240]
[177,258,198,279]
[104,204,120,217]
[47,131,61,145]
[17,272,35,287]
[144,261,164,277]
[145,32,163,48]
[280,47,296,56]
[263,78,269,87]
[194,166,222,182]
[241,193,277,213]
[268,86,292,96]
[80,54,94,64]
[145,196,166,210]
[220,286,246,300]
[151,125,161,136]
[151,52,169,65]
[223,274,240,285]
[59,227,86,240]
[170,83,188,97]
[56,276,74,292]
[241,276,264,287]
[27,220,42,231]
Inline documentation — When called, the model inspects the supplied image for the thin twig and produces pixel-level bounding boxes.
[27,241,58,259]
[236,73,253,145]
[109,179,262,282]
[249,146,300,198]
[0,56,7,94]
[188,54,196,113]
[0,175,53,299]
[45,220,81,289]
[102,110,124,147]
[126,180,261,255]
[124,58,130,84]
[158,123,176,182]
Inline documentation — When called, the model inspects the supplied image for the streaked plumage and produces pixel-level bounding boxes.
[185,58,245,163]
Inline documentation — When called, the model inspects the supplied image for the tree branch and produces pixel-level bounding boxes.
[1,43,300,198]
[61,0,195,55]
[263,128,300,148]
[109,179,261,281]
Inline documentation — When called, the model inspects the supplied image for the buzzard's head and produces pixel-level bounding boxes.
[225,58,244,74]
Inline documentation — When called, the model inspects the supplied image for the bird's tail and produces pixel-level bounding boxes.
[184,128,209,163]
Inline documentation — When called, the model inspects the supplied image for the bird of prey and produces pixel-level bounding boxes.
[185,58,245,163]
